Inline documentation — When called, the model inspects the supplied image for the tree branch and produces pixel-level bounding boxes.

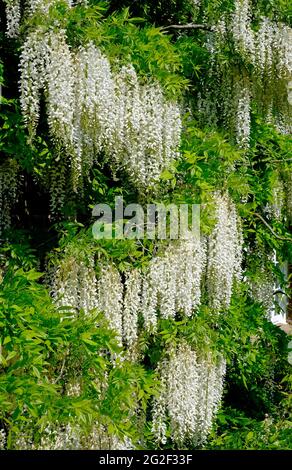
[161,23,213,32]
[253,212,292,242]
[53,357,66,384]
[269,158,292,163]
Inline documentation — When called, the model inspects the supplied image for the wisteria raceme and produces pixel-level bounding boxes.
[123,269,142,354]
[141,264,159,332]
[265,175,285,221]
[152,343,226,446]
[245,244,279,315]
[214,18,227,39]
[158,251,177,320]
[20,29,75,148]
[78,256,98,312]
[235,78,251,148]
[0,160,20,235]
[9,422,134,450]
[38,424,82,450]
[249,250,279,316]
[52,254,98,312]
[207,193,243,311]
[204,7,292,147]
[230,2,292,78]
[27,0,72,16]
[46,31,75,150]
[51,234,206,338]
[73,58,181,189]
[255,19,292,78]
[111,65,145,177]
[26,0,54,15]
[83,428,135,451]
[19,37,182,191]
[232,0,255,60]
[277,24,292,77]
[197,89,218,129]
[4,0,73,38]
[274,115,292,136]
[250,268,276,314]
[37,424,134,450]
[97,265,123,342]
[141,235,206,328]
[0,429,6,450]
[195,355,226,444]
[19,30,49,137]
[4,0,21,38]
[73,43,117,171]
[66,380,82,397]
[52,256,81,310]
[190,0,201,8]
[255,18,274,76]
[49,159,67,216]
[53,255,139,335]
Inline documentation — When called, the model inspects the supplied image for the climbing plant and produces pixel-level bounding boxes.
[0,0,291,450]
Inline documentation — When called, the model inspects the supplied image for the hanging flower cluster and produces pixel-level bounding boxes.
[141,234,206,331]
[19,33,182,190]
[19,30,74,145]
[201,2,292,147]
[4,0,73,38]
[231,0,255,60]
[19,29,49,137]
[27,0,73,16]
[46,32,75,150]
[10,422,133,450]
[255,19,292,78]
[152,343,226,446]
[38,424,82,450]
[97,265,124,343]
[52,195,243,337]
[48,158,68,216]
[4,0,21,38]
[0,429,6,450]
[231,0,292,78]
[207,194,243,311]
[246,247,278,315]
[0,160,20,236]
[52,258,125,344]
[265,174,285,221]
[111,64,181,189]
[52,253,98,313]
[192,0,201,6]
[234,77,251,148]
[251,269,276,314]
[52,235,206,343]
[82,235,206,341]
[123,269,142,353]
[83,428,134,451]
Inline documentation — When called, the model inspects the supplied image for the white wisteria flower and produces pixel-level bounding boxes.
[152,343,226,446]
[19,37,182,192]
[207,193,243,311]
[4,0,21,38]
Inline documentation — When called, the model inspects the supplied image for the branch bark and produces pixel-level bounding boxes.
[53,357,66,384]
[253,212,292,242]
[161,23,213,32]
[262,158,292,163]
